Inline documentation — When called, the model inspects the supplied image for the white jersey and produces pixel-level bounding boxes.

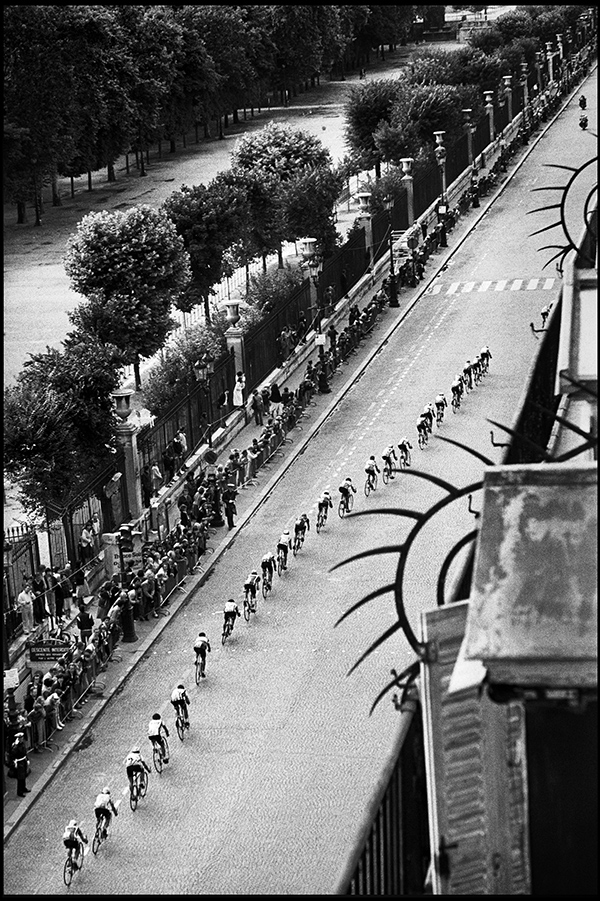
[365,459,377,470]
[148,718,163,737]
[435,394,446,405]
[224,600,238,615]
[261,553,275,566]
[194,635,209,650]
[171,687,186,704]
[278,533,291,546]
[94,792,112,809]
[125,752,143,768]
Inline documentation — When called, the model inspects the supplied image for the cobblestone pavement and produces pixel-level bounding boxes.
[5,68,596,892]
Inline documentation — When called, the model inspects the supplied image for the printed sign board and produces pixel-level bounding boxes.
[4,668,20,689]
[28,639,72,663]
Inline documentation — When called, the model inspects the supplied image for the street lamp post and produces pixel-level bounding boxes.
[383,195,399,308]
[520,62,530,139]
[193,352,215,448]
[400,157,415,226]
[301,237,331,394]
[483,93,495,144]
[546,42,554,84]
[433,131,447,199]
[503,74,513,122]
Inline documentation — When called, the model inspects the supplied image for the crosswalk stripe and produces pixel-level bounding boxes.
[461,282,475,292]
[543,278,555,289]
[427,284,441,295]
[526,278,539,290]
[478,281,492,292]
[446,283,460,294]
[495,280,507,291]
[510,279,523,290]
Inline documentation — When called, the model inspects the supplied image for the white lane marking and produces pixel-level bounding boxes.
[526,278,539,290]
[543,278,555,290]
[495,279,507,291]
[510,279,523,290]
[446,283,460,294]
[427,284,442,295]
[478,281,492,292]
[461,282,475,293]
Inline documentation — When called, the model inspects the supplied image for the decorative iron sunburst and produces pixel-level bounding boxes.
[335,383,598,714]
[528,155,597,274]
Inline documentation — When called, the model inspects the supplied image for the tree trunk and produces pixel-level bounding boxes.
[134,356,142,392]
[107,161,116,182]
[16,201,27,224]
[169,138,176,153]
[375,159,382,179]
[70,176,75,198]
[262,253,267,273]
[87,170,93,192]
[232,109,239,124]
[203,294,211,324]
[278,245,284,268]
[182,131,186,148]
[51,170,62,206]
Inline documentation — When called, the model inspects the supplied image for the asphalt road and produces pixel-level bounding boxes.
[5,65,596,894]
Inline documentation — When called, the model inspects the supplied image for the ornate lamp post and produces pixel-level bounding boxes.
[462,109,475,167]
[193,352,215,448]
[383,195,399,307]
[546,42,554,84]
[400,157,415,226]
[520,62,530,137]
[301,237,330,394]
[483,93,495,144]
[503,74,513,122]
[433,131,447,199]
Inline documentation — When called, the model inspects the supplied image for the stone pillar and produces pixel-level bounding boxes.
[225,326,245,376]
[503,75,513,122]
[114,420,142,521]
[401,158,415,226]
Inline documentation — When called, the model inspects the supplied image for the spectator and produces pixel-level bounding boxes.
[79,522,94,563]
[27,697,46,752]
[172,429,183,471]
[44,568,57,628]
[151,461,163,496]
[323,285,335,314]
[72,565,90,604]
[76,603,94,645]
[162,442,176,484]
[251,390,264,426]
[96,584,112,623]
[140,464,152,508]
[31,569,48,625]
[17,578,35,634]
[281,387,293,407]
[261,387,271,416]
[141,571,157,620]
[233,371,246,408]
[327,324,338,353]
[11,732,30,796]
[270,383,282,416]
[60,564,74,616]
[222,482,238,531]
[44,690,64,732]
[297,311,307,341]
[49,568,65,625]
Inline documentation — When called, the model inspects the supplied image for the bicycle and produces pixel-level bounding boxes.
[435,406,444,426]
[222,617,234,644]
[92,815,108,855]
[338,492,354,518]
[152,736,169,774]
[277,547,286,576]
[63,839,86,886]
[129,768,148,811]
[243,591,257,621]
[398,450,410,470]
[364,472,377,497]
[417,430,428,450]
[381,460,394,485]
[292,531,304,556]
[316,508,327,533]
[451,393,460,413]
[261,572,272,599]
[175,708,189,742]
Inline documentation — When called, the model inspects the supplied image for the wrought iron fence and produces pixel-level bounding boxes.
[446,132,469,188]
[137,349,237,471]
[473,114,492,159]
[3,524,41,652]
[413,159,441,220]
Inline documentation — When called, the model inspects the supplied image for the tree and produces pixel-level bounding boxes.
[344,79,402,177]
[4,336,123,520]
[64,206,191,389]
[280,166,345,257]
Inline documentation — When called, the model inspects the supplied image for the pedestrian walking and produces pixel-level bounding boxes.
[233,371,246,407]
[151,461,163,496]
[11,733,31,797]
[261,387,271,416]
[31,569,48,625]
[79,522,94,563]
[251,389,264,426]
[270,382,282,416]
[175,427,188,468]
[16,578,35,633]
[141,464,152,507]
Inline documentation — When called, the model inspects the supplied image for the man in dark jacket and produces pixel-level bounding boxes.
[11,733,30,797]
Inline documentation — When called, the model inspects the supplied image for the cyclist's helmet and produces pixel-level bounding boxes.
[152,713,161,720]
[131,746,140,754]
[177,683,184,689]
[323,491,330,497]
[103,787,111,794]
[369,455,375,460]
[302,513,308,519]
[283,529,290,535]
[198,631,206,637]
[69,819,78,828]
[227,598,235,603]
[251,570,258,575]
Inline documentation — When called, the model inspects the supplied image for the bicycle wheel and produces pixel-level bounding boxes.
[262,578,270,599]
[292,536,299,556]
[176,715,185,742]
[382,465,389,485]
[162,737,169,761]
[364,477,371,497]
[130,778,139,811]
[140,770,148,798]
[451,396,459,413]
[277,553,284,576]
[92,825,103,855]
[418,433,426,450]
[346,492,354,513]
[338,499,346,518]
[195,658,201,686]
[63,855,74,887]
[153,744,163,774]
[243,599,250,621]
[316,512,323,533]
[372,473,378,490]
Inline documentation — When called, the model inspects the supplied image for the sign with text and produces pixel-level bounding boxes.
[28,639,72,663]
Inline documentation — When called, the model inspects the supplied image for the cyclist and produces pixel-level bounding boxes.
[397,438,413,467]
[451,375,463,406]
[148,713,170,764]
[94,787,118,839]
[63,819,87,870]
[193,631,211,676]
[243,570,261,609]
[261,551,276,586]
[317,490,333,523]
[472,355,482,383]
[463,360,473,390]
[125,746,151,794]
[364,455,380,489]
[416,415,429,445]
[339,477,357,508]
[480,345,492,370]
[277,529,293,569]
[434,392,448,423]
[420,405,434,435]
[170,683,191,729]
[382,445,397,478]
[223,598,240,634]
[294,513,310,543]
